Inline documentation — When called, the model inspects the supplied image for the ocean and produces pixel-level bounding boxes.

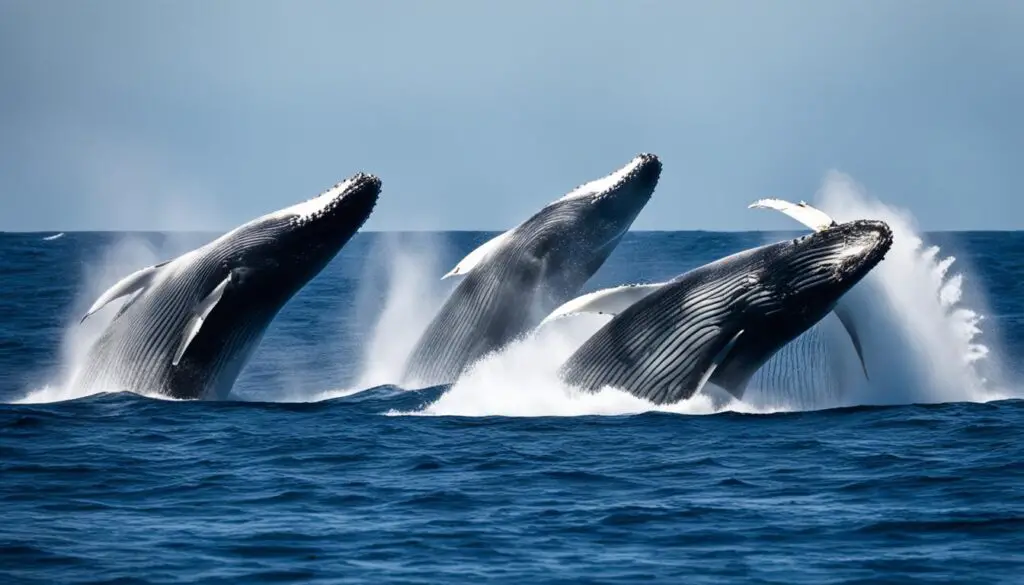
[2,193,1023,583]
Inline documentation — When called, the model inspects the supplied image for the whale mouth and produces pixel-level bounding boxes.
[559,153,662,203]
[278,173,381,228]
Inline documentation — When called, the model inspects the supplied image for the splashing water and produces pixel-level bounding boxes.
[354,232,458,388]
[399,313,766,417]
[413,172,1007,417]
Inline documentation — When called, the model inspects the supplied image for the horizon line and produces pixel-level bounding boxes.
[3,228,1022,235]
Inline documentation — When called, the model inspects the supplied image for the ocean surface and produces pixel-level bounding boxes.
[3,197,1024,583]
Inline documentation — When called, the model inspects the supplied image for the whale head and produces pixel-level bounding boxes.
[215,172,381,303]
[554,152,661,244]
[522,153,661,296]
[764,219,894,319]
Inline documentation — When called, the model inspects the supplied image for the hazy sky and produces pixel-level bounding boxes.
[1,0,1021,232]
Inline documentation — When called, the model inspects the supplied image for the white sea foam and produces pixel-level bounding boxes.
[387,312,777,417]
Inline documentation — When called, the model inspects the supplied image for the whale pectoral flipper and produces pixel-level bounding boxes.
[694,328,745,397]
[833,304,870,380]
[81,261,169,323]
[172,274,232,367]
[619,324,743,405]
[572,315,746,405]
[540,282,668,326]
[748,198,837,232]
[442,230,514,279]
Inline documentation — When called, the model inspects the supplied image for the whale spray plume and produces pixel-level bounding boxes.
[746,171,1007,410]
[354,232,457,389]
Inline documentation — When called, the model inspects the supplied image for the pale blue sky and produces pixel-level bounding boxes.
[1,0,1021,232]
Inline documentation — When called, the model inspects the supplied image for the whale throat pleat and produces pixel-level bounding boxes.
[561,269,752,404]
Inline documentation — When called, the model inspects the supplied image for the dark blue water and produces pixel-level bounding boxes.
[2,230,1023,584]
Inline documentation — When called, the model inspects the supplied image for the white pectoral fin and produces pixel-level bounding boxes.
[540,282,669,326]
[80,261,167,323]
[748,198,837,232]
[172,275,232,367]
[442,230,514,279]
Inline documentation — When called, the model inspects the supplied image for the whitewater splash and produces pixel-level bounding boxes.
[354,232,457,388]
[396,312,774,417]
[407,172,1006,417]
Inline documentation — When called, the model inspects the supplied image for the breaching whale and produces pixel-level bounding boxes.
[401,153,662,387]
[558,219,893,404]
[70,173,381,400]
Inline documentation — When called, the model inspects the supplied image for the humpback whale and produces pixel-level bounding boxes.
[558,219,893,405]
[70,173,381,400]
[401,153,662,387]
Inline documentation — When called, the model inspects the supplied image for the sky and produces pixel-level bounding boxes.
[1,0,1021,232]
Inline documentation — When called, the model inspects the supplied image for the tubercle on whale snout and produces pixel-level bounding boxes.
[836,228,894,279]
[845,219,894,247]
[859,221,894,267]
[287,175,381,228]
